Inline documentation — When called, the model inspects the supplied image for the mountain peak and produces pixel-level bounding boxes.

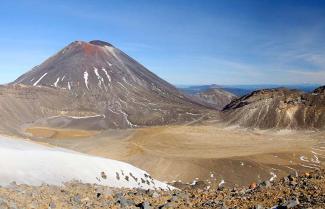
[12,39,206,128]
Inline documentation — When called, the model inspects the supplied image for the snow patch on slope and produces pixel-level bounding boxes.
[94,67,105,89]
[53,77,60,87]
[33,73,48,86]
[0,136,173,190]
[118,110,136,127]
[102,68,111,82]
[84,71,89,89]
[106,61,113,67]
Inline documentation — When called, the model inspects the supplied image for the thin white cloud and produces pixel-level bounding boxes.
[286,69,325,83]
[119,42,155,52]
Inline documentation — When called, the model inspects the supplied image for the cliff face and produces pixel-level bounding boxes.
[222,87,325,130]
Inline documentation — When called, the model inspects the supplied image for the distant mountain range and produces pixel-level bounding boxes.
[177,84,321,97]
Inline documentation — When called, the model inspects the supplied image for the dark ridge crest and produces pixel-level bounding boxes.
[89,40,114,47]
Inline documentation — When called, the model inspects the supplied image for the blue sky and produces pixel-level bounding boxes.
[1,0,325,85]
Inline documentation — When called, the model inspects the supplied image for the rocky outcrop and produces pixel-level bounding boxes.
[222,87,325,130]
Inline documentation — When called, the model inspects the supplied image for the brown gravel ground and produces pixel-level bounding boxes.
[0,169,324,209]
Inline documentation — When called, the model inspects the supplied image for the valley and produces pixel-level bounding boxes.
[27,123,325,187]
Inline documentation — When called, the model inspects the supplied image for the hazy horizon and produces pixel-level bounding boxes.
[1,0,325,85]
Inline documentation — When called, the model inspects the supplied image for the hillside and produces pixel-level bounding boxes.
[192,88,237,110]
[222,87,325,129]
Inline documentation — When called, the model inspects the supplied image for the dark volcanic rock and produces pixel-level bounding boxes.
[136,201,152,209]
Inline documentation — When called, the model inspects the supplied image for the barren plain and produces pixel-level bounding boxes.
[26,122,325,187]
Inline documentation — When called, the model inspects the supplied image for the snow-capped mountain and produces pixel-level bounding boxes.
[4,40,211,131]
[14,40,179,94]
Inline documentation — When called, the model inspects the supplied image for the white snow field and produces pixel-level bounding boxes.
[0,135,173,190]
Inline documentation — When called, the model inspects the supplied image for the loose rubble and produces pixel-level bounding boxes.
[0,169,324,208]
